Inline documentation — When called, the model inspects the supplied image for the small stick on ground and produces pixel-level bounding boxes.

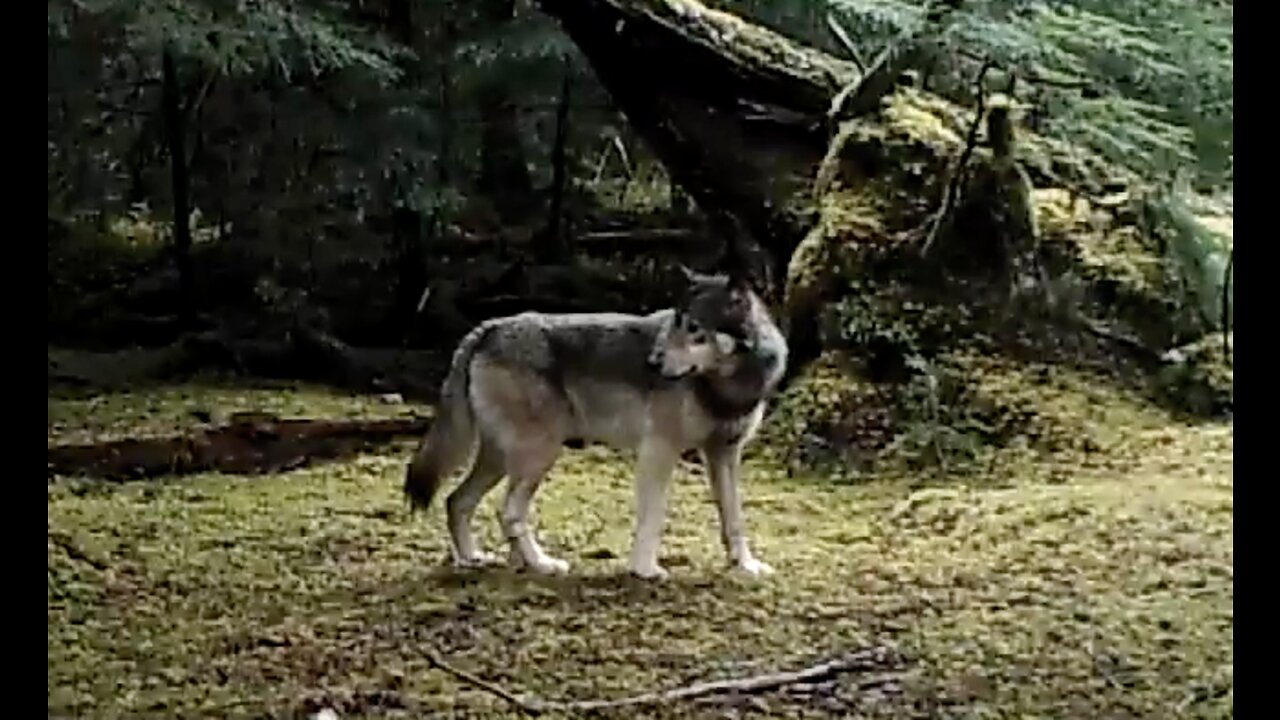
[551,651,881,712]
[425,647,888,715]
[424,647,545,715]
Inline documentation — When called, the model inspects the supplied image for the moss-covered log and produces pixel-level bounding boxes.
[533,0,1226,416]
[533,0,962,284]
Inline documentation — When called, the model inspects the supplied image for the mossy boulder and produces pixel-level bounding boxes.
[1157,333,1233,416]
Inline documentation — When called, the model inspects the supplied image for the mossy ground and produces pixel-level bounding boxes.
[49,378,1231,718]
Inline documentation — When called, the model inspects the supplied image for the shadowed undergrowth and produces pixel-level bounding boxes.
[48,380,1232,718]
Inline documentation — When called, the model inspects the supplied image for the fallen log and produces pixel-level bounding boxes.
[532,0,964,283]
[46,329,445,402]
[47,414,432,481]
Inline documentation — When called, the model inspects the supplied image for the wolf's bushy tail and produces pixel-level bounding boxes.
[405,323,492,511]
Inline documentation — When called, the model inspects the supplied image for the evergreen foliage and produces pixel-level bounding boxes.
[735,0,1232,188]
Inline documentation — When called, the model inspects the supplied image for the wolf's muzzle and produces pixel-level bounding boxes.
[647,356,689,381]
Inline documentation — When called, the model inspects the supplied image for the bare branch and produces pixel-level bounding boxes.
[829,0,965,121]
[919,59,995,256]
[551,651,886,711]
[425,646,896,715]
[826,13,866,74]
[182,67,220,124]
[424,647,544,715]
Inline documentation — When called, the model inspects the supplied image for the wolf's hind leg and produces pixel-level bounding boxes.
[445,435,505,567]
[468,358,570,575]
[500,442,569,575]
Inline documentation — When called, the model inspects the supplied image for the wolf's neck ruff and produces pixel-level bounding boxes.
[691,354,781,419]
[690,307,787,420]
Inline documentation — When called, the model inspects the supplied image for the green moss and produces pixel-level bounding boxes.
[879,89,968,150]
[942,350,1175,463]
[1157,333,1234,415]
[1033,188,1093,237]
[784,190,882,312]
[651,0,854,89]
[49,379,1231,718]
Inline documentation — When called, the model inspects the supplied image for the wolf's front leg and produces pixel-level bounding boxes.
[704,442,772,577]
[628,439,679,579]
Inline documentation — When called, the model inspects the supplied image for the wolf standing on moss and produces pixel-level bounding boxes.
[404,266,788,579]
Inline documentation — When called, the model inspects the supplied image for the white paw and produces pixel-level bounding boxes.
[453,551,501,568]
[526,556,571,575]
[629,563,670,580]
[733,556,774,577]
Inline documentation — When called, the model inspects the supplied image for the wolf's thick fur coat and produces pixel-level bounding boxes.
[404,269,787,578]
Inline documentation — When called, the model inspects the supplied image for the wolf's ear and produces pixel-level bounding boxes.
[677,263,702,285]
[649,310,676,365]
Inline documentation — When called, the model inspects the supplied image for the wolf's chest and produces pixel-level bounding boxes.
[559,381,741,450]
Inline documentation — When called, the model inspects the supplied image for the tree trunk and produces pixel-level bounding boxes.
[162,46,195,330]
[392,206,427,337]
[388,0,430,340]
[538,58,574,262]
[529,0,1190,397]
[476,0,536,224]
[532,0,961,285]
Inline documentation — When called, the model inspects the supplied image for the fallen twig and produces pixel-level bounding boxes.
[425,647,544,715]
[552,651,880,711]
[425,647,889,715]
[827,0,964,121]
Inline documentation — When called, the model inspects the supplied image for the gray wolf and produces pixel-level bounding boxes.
[404,266,788,579]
